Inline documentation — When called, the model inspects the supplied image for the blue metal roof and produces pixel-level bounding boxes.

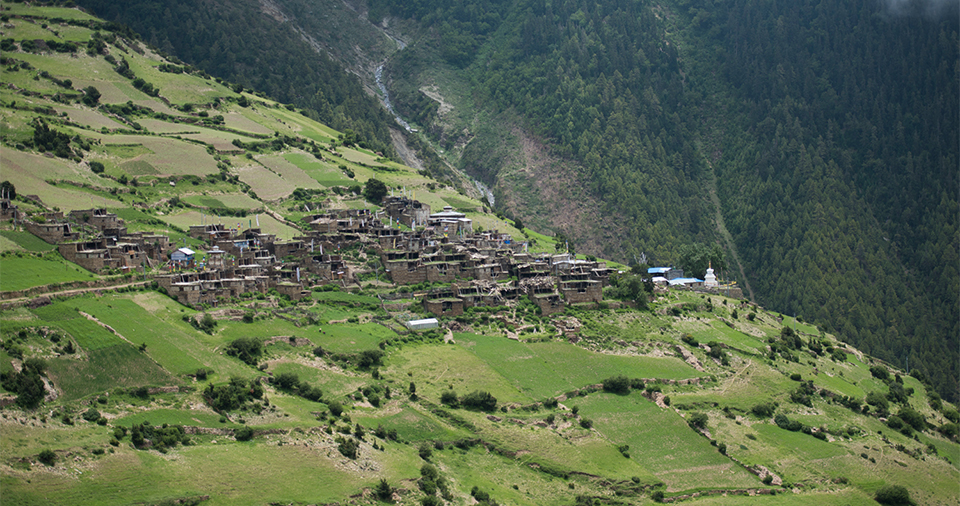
[668,277,703,285]
[648,267,672,274]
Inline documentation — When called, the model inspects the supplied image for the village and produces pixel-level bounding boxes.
[2,195,741,321]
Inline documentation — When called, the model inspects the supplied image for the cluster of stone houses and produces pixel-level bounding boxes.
[4,195,623,313]
[20,208,165,272]
[156,197,618,313]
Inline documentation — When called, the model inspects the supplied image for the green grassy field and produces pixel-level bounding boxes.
[580,393,763,492]
[0,252,94,292]
[0,230,57,252]
[47,343,175,401]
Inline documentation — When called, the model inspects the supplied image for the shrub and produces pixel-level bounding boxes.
[38,449,57,466]
[235,426,254,441]
[461,390,498,412]
[874,485,914,506]
[580,418,593,429]
[225,337,263,366]
[870,365,890,380]
[328,400,344,417]
[602,375,631,394]
[752,403,776,418]
[440,390,459,407]
[687,412,708,430]
[338,437,359,459]
[418,442,433,460]
[81,407,101,422]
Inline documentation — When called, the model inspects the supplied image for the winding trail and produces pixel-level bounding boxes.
[706,164,755,301]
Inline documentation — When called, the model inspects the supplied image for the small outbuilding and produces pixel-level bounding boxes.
[171,247,195,264]
[406,318,439,331]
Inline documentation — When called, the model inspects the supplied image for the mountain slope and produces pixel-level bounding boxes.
[0,6,958,506]
[286,0,959,402]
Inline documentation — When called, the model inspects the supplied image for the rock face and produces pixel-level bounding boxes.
[675,345,705,371]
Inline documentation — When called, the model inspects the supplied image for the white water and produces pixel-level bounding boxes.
[375,64,413,132]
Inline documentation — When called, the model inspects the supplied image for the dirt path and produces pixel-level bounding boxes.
[706,164,755,301]
[1,281,151,308]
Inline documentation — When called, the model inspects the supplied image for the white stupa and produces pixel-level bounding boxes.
[704,261,718,288]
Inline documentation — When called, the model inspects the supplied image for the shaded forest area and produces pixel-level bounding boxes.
[703,0,958,402]
[77,0,398,157]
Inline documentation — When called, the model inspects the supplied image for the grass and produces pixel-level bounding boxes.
[71,296,206,375]
[456,332,701,399]
[47,343,175,401]
[579,393,762,492]
[354,404,467,442]
[114,408,243,429]
[311,291,380,305]
[233,161,298,200]
[0,230,57,252]
[0,440,376,506]
[57,318,124,351]
[0,252,94,292]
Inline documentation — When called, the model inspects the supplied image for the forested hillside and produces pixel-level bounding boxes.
[72,0,958,401]
[699,0,959,403]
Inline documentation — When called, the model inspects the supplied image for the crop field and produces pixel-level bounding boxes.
[53,107,128,131]
[70,296,208,375]
[471,408,658,482]
[311,291,381,305]
[5,3,97,19]
[157,210,298,240]
[266,360,367,399]
[0,230,57,252]
[690,320,768,354]
[233,162,297,200]
[442,195,480,211]
[676,490,877,506]
[225,110,278,136]
[387,343,535,404]
[257,154,323,189]
[1,440,373,506]
[457,333,701,398]
[354,405,466,442]
[281,153,359,188]
[578,394,763,492]
[0,253,94,292]
[1,148,113,189]
[181,193,261,211]
[268,108,339,142]
[47,343,175,401]
[337,147,388,167]
[57,318,124,351]
[437,444,603,504]
[310,322,395,354]
[99,136,217,176]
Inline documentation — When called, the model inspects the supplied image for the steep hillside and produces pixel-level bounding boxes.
[0,5,959,506]
[251,0,958,403]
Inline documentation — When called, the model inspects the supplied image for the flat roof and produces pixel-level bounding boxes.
[407,318,439,326]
